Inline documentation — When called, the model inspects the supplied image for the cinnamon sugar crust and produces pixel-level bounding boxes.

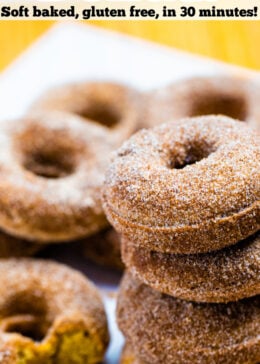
[30,81,142,145]
[103,116,260,254]
[0,112,117,242]
[144,76,260,131]
[0,259,109,363]
[122,233,260,303]
[117,273,260,364]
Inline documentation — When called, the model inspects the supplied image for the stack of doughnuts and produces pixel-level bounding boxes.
[0,81,140,268]
[103,115,260,363]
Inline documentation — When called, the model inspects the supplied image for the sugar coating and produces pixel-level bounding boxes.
[0,259,109,363]
[122,232,260,303]
[144,76,260,131]
[0,112,114,243]
[0,82,141,244]
[103,115,260,254]
[29,81,142,144]
[117,273,260,364]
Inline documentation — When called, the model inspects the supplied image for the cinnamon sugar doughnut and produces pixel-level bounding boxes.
[145,76,260,130]
[30,81,141,145]
[0,259,109,363]
[122,232,260,303]
[83,228,123,271]
[103,116,260,254]
[0,112,118,242]
[117,273,260,364]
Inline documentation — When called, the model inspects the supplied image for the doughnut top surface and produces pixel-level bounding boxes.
[104,116,259,229]
[145,76,260,130]
[0,112,114,242]
[30,81,142,144]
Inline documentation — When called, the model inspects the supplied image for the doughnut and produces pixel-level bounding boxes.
[122,232,260,303]
[0,230,42,258]
[145,76,260,130]
[0,259,109,363]
[0,111,119,242]
[103,116,260,254]
[117,273,260,364]
[83,228,123,271]
[30,81,141,145]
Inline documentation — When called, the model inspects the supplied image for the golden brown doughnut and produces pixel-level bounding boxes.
[145,76,260,130]
[83,228,123,271]
[0,112,119,243]
[117,273,260,364]
[0,230,42,258]
[30,81,141,145]
[122,233,260,303]
[0,259,109,363]
[103,116,260,254]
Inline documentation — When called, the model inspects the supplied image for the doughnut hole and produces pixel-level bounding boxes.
[75,101,121,128]
[23,149,75,179]
[168,140,216,169]
[16,124,85,179]
[0,292,51,342]
[188,92,247,121]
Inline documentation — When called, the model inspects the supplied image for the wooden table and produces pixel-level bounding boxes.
[0,20,259,71]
